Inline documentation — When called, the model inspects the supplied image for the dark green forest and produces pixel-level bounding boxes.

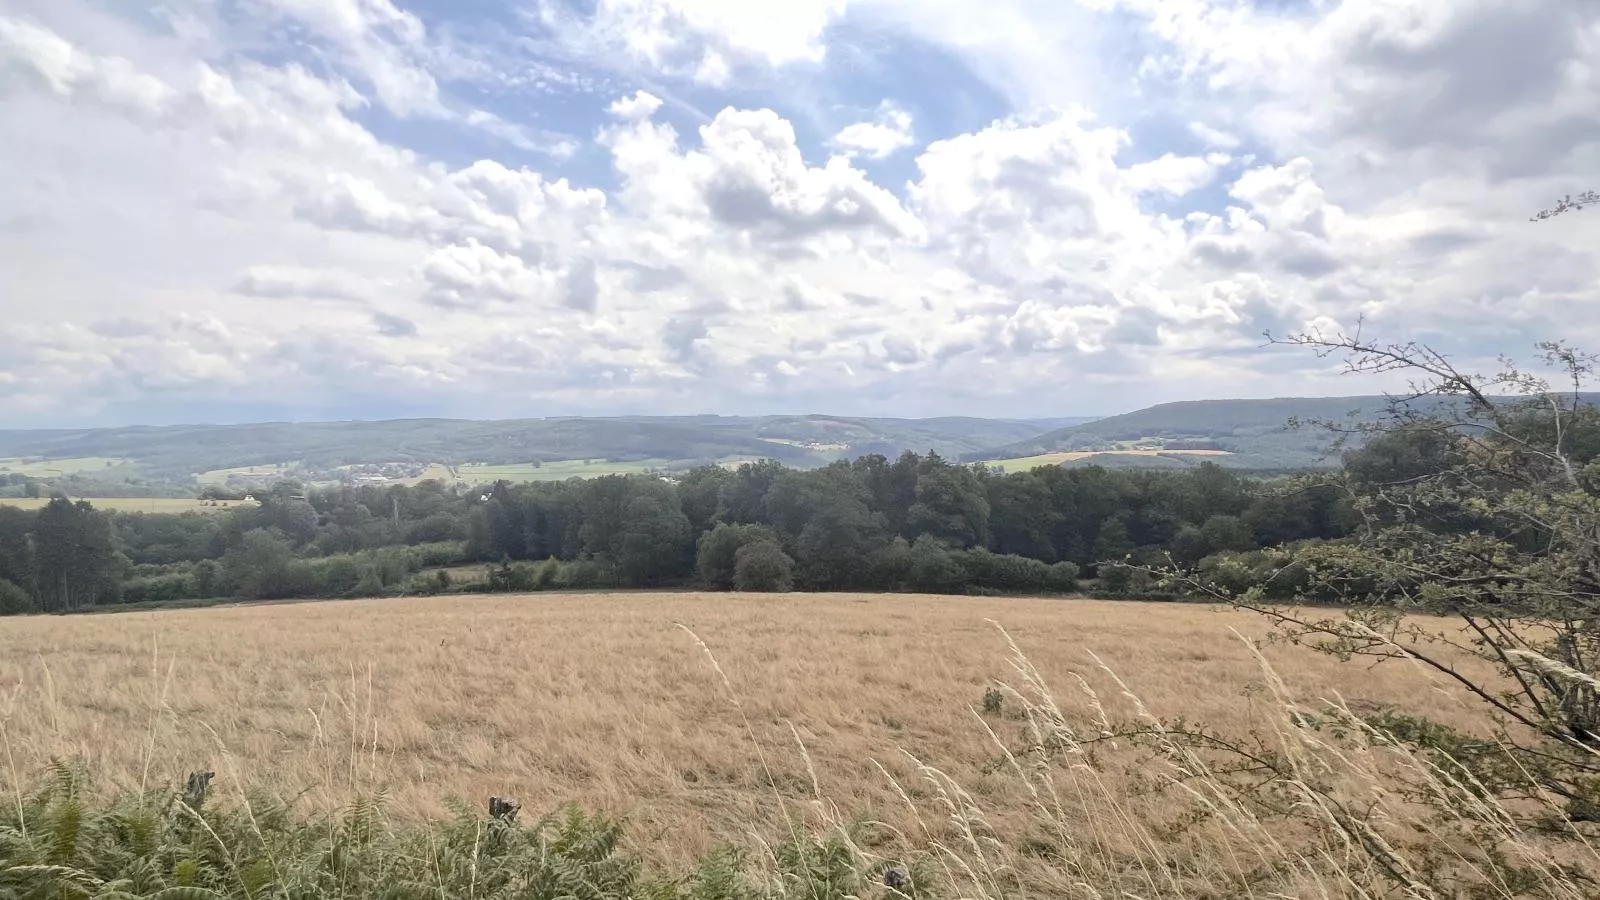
[0,446,1364,614]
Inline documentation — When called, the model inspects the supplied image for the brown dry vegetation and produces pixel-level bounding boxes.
[0,592,1499,875]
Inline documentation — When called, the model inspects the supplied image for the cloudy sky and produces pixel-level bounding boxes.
[1,0,1596,427]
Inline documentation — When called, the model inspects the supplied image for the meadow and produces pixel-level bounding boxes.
[0,590,1515,896]
[0,496,256,513]
[414,459,672,484]
[0,456,129,477]
[981,449,1234,471]
[195,463,296,486]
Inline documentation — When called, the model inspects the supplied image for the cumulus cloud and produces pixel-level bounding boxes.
[831,102,915,159]
[604,97,923,246]
[419,241,547,308]
[1,0,1598,426]
[538,0,847,86]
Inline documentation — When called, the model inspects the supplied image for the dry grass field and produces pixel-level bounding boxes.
[0,497,258,513]
[981,449,1234,471]
[0,591,1501,878]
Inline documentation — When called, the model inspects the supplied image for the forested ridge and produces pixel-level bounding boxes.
[0,447,1359,614]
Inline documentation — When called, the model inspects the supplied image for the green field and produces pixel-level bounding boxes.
[196,463,298,485]
[0,497,257,513]
[0,456,129,477]
[415,459,672,485]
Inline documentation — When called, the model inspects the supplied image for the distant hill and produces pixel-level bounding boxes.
[973,393,1600,470]
[0,414,1094,489]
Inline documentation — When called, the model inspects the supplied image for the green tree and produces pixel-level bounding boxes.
[906,460,991,548]
[716,460,785,524]
[614,493,693,586]
[0,578,30,615]
[32,498,122,611]
[696,522,778,590]
[795,500,889,590]
[0,506,36,603]
[677,465,733,533]
[986,472,1060,561]
[907,534,963,593]
[1197,514,1253,554]
[733,539,794,592]
[222,528,297,599]
[1089,513,1134,568]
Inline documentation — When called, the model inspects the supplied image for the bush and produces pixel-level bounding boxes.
[118,572,194,605]
[907,535,963,593]
[1194,547,1312,602]
[1096,561,1156,595]
[410,540,468,568]
[553,557,620,590]
[531,556,561,589]
[954,547,1075,594]
[0,577,31,614]
[1045,561,1079,593]
[862,537,913,590]
[732,540,794,592]
[488,560,540,592]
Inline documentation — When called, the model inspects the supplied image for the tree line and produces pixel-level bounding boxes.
[0,449,1368,614]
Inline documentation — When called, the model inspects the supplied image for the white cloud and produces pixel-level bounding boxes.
[0,16,177,117]
[232,265,374,302]
[1187,120,1239,150]
[603,98,923,247]
[546,0,848,86]
[1125,152,1229,197]
[608,89,664,119]
[831,102,914,159]
[420,241,548,308]
[2,1,1599,425]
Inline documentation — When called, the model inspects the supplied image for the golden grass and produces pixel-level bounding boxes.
[0,456,129,477]
[983,449,1233,471]
[0,497,258,513]
[0,592,1503,874]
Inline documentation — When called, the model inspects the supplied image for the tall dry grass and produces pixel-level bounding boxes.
[1,591,1586,896]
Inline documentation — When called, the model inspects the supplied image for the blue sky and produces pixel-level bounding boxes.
[0,0,1597,427]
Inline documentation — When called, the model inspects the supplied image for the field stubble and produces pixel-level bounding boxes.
[0,592,1511,891]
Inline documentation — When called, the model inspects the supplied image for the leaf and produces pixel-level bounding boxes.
[142,888,231,900]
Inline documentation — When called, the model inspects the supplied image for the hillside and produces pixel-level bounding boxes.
[971,394,1600,470]
[0,414,1093,493]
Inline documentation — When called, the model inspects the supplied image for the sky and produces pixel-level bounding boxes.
[0,0,1597,427]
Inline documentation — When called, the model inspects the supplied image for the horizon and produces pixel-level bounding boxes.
[2,1,1597,427]
[0,390,1468,433]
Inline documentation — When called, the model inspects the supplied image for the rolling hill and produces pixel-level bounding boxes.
[970,394,1600,470]
[0,414,1096,490]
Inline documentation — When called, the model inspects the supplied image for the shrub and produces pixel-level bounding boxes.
[732,540,794,592]
[981,685,1004,715]
[907,535,963,593]
[1097,561,1156,595]
[954,547,1074,594]
[118,572,194,605]
[488,560,540,592]
[531,556,561,589]
[410,540,468,568]
[1045,561,1079,593]
[553,557,620,590]
[0,577,31,614]
[862,537,913,590]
